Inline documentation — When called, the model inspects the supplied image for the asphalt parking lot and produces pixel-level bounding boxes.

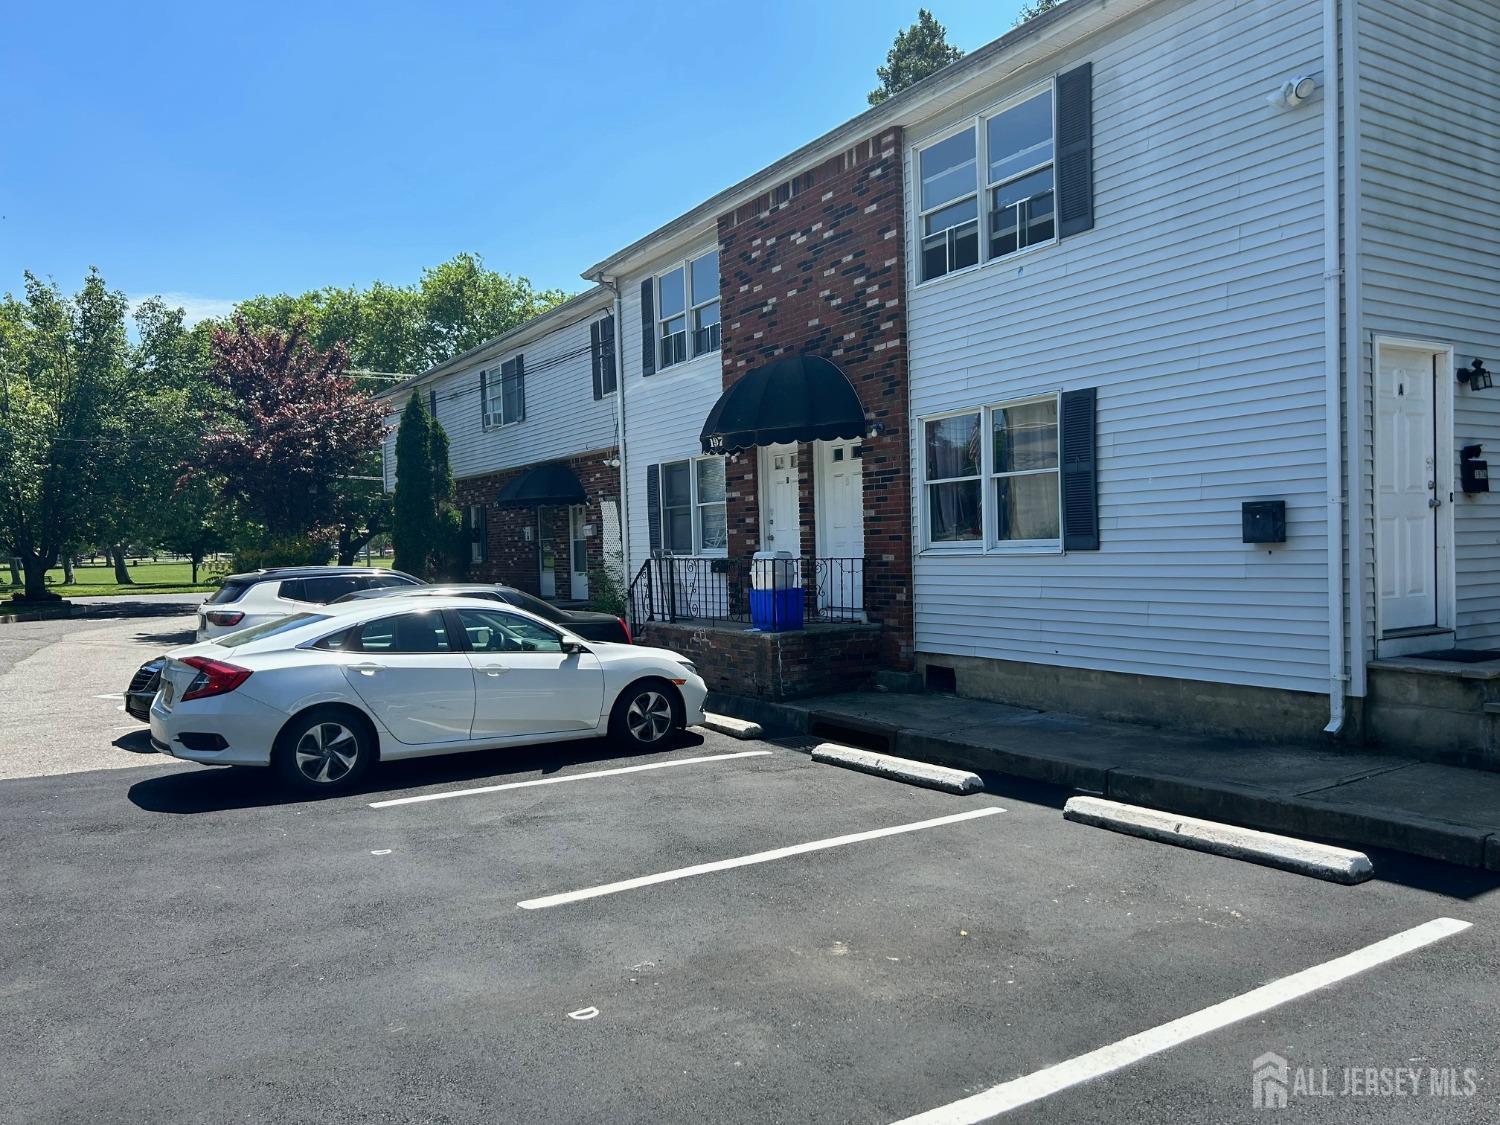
[3,608,1499,1124]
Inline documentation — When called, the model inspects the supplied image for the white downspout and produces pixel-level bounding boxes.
[1321,0,1346,733]
[1341,0,1367,704]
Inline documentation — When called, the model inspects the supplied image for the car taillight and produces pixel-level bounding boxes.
[618,617,633,644]
[180,657,252,701]
[205,610,245,627]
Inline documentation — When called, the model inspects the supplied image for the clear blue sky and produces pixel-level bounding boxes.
[1,1,1027,320]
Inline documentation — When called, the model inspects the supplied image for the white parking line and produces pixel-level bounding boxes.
[517,806,1004,910]
[368,750,772,808]
[887,916,1472,1125]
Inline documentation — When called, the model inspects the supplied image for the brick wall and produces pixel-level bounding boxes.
[452,446,620,598]
[716,126,913,669]
[644,621,884,700]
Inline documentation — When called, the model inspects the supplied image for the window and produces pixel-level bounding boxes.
[468,504,488,565]
[456,607,566,654]
[658,456,728,554]
[657,250,719,369]
[990,398,1060,543]
[353,611,453,654]
[921,396,1063,549]
[915,81,1058,282]
[924,413,983,543]
[482,356,525,428]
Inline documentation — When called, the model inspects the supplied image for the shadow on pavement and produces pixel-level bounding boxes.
[131,627,194,646]
[126,730,708,815]
[112,729,160,755]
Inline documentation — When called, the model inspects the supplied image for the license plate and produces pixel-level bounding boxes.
[161,680,174,707]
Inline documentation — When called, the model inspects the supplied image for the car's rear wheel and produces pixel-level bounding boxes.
[609,679,682,750]
[273,707,374,794]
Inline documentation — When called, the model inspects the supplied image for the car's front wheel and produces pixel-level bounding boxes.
[609,680,682,750]
[273,707,374,794]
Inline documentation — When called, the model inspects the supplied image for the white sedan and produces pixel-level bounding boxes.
[149,597,707,793]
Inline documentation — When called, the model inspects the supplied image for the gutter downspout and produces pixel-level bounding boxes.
[1321,0,1347,734]
[1340,0,1367,705]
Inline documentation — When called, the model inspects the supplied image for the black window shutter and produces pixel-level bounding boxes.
[476,504,488,562]
[515,355,526,422]
[479,369,489,427]
[428,388,437,418]
[1060,387,1099,551]
[1056,63,1094,238]
[590,321,603,400]
[645,463,662,554]
[639,279,655,376]
[601,314,616,394]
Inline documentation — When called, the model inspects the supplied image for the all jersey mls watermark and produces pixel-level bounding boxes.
[1253,1051,1480,1109]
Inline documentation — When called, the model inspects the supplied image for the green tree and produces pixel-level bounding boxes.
[391,394,435,576]
[0,270,134,601]
[868,9,964,106]
[1014,0,1063,25]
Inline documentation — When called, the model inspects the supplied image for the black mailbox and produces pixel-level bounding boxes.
[1460,445,1490,494]
[1242,500,1287,544]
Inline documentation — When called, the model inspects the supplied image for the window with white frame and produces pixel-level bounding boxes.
[659,456,727,554]
[990,397,1059,543]
[924,412,983,543]
[922,396,1061,548]
[657,250,719,369]
[481,356,524,428]
[916,82,1057,282]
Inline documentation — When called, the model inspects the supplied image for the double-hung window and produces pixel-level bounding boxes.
[916,82,1058,282]
[924,412,983,543]
[659,456,727,554]
[657,250,719,370]
[921,396,1061,549]
[482,356,524,428]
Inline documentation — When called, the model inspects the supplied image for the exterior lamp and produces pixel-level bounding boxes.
[1458,359,1492,391]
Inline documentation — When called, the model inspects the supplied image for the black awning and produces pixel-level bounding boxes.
[495,462,587,508]
[699,354,866,454]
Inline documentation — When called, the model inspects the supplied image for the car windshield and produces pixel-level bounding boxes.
[214,613,330,648]
[502,589,565,622]
[206,580,251,605]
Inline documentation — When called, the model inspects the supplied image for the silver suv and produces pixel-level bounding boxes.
[195,566,422,641]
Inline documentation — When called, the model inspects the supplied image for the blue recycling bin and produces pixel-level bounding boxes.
[749,586,805,632]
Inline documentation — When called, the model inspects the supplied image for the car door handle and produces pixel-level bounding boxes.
[349,662,382,675]
[480,665,508,676]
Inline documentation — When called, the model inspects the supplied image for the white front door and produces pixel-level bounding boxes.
[814,439,864,614]
[569,506,589,601]
[538,512,556,599]
[1376,345,1439,632]
[759,443,800,553]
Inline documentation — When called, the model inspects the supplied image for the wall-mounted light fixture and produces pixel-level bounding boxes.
[866,419,887,438]
[1267,75,1318,110]
[1458,358,1492,391]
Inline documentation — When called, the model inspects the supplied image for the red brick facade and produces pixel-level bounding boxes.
[648,621,884,699]
[715,126,913,669]
[452,446,621,599]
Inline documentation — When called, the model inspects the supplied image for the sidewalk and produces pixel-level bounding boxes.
[709,689,1500,872]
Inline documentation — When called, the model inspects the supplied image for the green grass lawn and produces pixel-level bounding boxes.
[2,560,218,599]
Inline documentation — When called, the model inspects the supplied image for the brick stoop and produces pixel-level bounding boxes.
[642,620,882,700]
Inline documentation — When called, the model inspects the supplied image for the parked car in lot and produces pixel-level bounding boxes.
[334,583,632,644]
[124,656,166,722]
[149,597,706,793]
[195,566,421,641]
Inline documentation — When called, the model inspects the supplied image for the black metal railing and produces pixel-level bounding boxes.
[627,555,866,631]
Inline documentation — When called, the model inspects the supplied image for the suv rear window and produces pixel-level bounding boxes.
[207,580,252,605]
[281,574,417,605]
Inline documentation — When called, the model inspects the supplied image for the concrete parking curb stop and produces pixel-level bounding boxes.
[705,690,1500,872]
[1063,796,1375,884]
[698,713,763,740]
[812,742,984,794]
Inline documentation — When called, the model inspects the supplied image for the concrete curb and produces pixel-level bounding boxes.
[812,742,984,794]
[1064,796,1375,884]
[698,713,764,740]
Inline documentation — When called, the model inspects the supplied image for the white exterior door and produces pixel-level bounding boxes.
[759,444,800,553]
[538,512,556,599]
[569,506,589,601]
[1376,346,1439,632]
[815,439,864,614]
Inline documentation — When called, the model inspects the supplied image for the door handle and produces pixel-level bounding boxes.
[480,665,508,677]
[349,662,382,675]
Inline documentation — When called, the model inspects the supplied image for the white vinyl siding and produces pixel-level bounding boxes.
[378,296,616,490]
[905,0,1333,694]
[1357,0,1500,649]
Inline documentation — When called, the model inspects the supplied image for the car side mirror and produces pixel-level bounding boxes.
[561,640,587,656]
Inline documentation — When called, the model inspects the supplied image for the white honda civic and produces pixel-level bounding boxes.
[148,597,707,793]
